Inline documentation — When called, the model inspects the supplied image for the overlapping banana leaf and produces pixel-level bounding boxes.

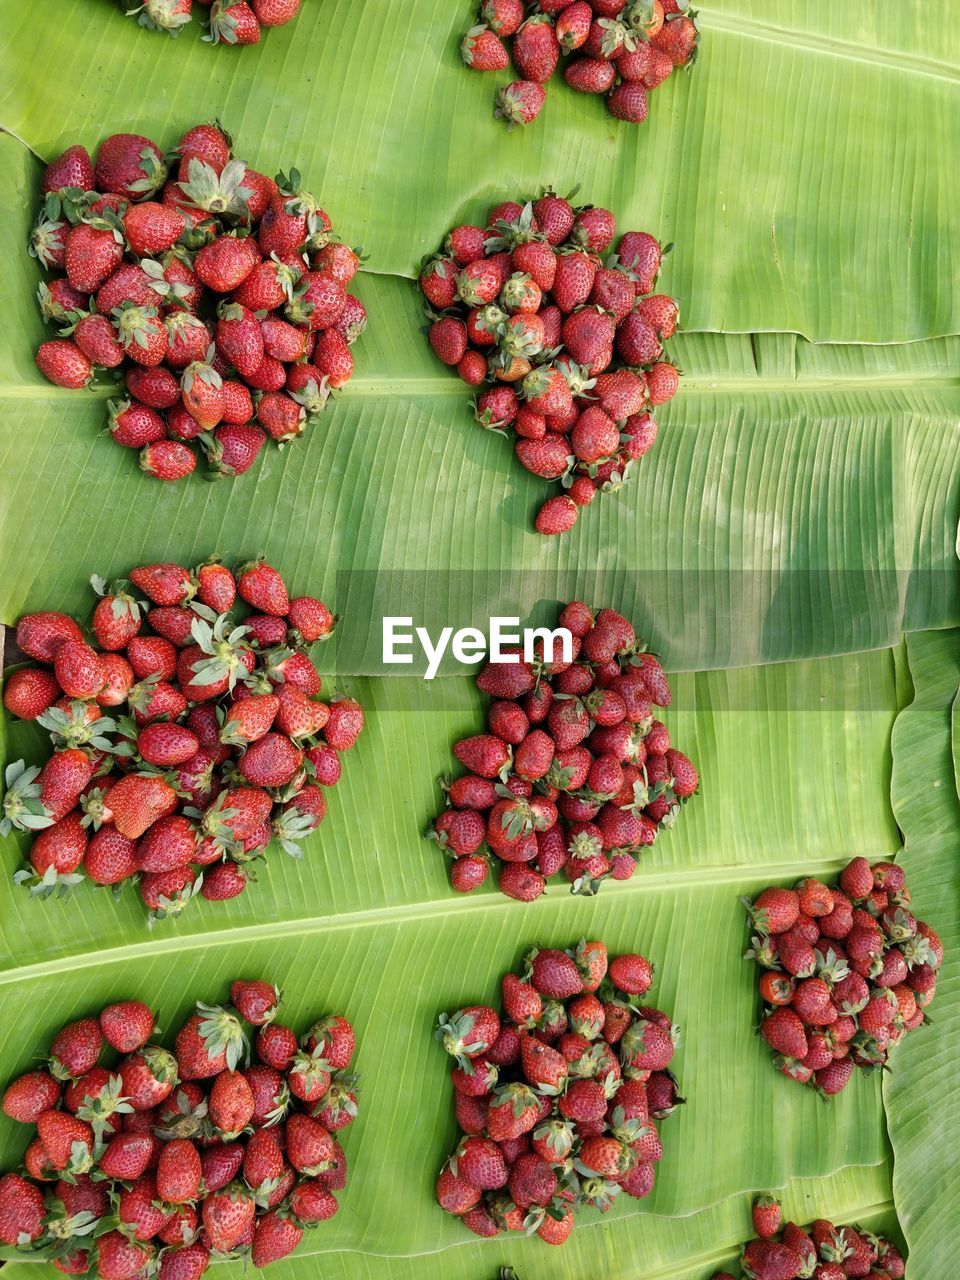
[1,140,959,673]
[2,1,960,340]
[884,630,960,1276]
[2,0,960,1276]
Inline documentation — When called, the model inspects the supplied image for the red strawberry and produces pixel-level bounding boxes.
[204,422,267,475]
[495,81,548,128]
[552,250,597,312]
[3,668,60,720]
[565,57,616,93]
[156,1138,202,1204]
[761,1007,808,1059]
[251,0,301,25]
[609,953,653,995]
[43,145,94,193]
[752,1193,782,1239]
[2,1071,61,1123]
[0,1172,46,1239]
[36,339,92,389]
[608,82,649,122]
[250,1210,302,1267]
[651,12,699,64]
[195,235,259,292]
[100,1002,154,1053]
[526,948,583,998]
[202,1181,256,1252]
[72,313,124,368]
[16,611,83,662]
[461,24,509,69]
[513,14,559,81]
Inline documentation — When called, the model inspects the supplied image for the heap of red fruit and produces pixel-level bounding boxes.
[743,858,942,1096]
[429,603,697,901]
[434,940,683,1243]
[710,1194,905,1279]
[0,980,359,1276]
[1,557,363,921]
[420,192,679,534]
[126,0,302,45]
[461,0,699,129]
[31,123,366,482]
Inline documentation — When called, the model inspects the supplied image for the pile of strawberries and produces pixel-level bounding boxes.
[420,191,680,534]
[1,557,363,921]
[0,980,359,1275]
[31,123,366,482]
[711,1194,905,1279]
[461,0,699,129]
[743,858,942,1096]
[127,0,302,45]
[428,602,698,900]
[434,940,683,1243]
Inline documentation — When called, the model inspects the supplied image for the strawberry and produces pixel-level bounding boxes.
[461,24,509,69]
[36,339,92,389]
[2,1070,61,1123]
[175,1005,246,1079]
[651,11,699,64]
[761,1007,808,1059]
[571,405,619,463]
[208,1070,254,1135]
[752,1193,782,1239]
[181,360,224,429]
[195,235,259,292]
[73,313,125,367]
[515,435,573,479]
[3,668,60,720]
[255,1022,298,1070]
[452,734,512,779]
[481,0,523,34]
[565,57,616,92]
[495,81,548,128]
[204,422,267,475]
[251,0,301,24]
[108,773,178,839]
[211,303,263,381]
[65,223,124,293]
[201,1181,256,1252]
[100,1001,154,1053]
[49,1018,103,1080]
[646,361,679,404]
[42,144,94,193]
[0,1173,44,1246]
[52,640,105,700]
[16,611,82,661]
[526,948,584,999]
[156,1139,202,1203]
[36,1108,94,1171]
[608,82,649,122]
[609,953,652,995]
[514,14,560,81]
[745,886,800,936]
[250,1210,302,1266]
[552,250,597,312]
[123,202,184,257]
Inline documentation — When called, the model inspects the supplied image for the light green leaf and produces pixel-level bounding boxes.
[887,630,960,1276]
[1,3,959,340]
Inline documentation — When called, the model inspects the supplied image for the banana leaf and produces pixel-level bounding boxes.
[2,0,959,1274]
[1,139,959,673]
[0,644,906,1277]
[0,1166,902,1280]
[885,630,960,1277]
[1,2,960,342]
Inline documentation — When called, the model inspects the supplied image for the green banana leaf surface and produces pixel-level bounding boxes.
[1,0,959,1277]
